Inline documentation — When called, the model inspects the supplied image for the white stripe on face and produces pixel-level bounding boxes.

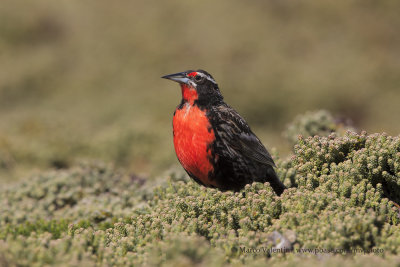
[196,72,217,85]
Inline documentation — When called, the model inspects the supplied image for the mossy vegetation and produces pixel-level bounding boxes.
[1,121,400,265]
[284,110,355,145]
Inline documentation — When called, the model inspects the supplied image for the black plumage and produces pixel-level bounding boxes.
[207,103,286,195]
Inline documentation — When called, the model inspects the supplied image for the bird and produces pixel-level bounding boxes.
[162,69,286,195]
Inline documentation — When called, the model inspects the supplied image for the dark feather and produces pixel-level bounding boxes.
[209,104,275,166]
[207,103,285,194]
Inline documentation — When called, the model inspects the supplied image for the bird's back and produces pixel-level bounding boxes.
[207,104,286,194]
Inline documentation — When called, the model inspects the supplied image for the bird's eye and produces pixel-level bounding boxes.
[194,75,202,82]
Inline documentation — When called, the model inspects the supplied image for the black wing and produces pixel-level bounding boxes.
[209,104,276,167]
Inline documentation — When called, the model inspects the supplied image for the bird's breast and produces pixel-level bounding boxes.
[173,103,217,186]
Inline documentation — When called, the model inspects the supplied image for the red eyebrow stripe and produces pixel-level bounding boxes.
[187,72,197,77]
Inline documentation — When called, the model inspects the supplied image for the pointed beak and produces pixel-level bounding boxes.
[161,71,190,85]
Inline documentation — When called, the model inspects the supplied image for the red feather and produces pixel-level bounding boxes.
[173,84,216,186]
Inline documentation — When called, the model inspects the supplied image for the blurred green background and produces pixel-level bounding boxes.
[1,0,399,183]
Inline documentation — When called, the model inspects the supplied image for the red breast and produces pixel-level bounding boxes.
[172,84,217,187]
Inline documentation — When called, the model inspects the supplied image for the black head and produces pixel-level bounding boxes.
[162,69,223,107]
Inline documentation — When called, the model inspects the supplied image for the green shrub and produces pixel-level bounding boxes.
[1,110,400,266]
[1,129,400,266]
[284,110,355,146]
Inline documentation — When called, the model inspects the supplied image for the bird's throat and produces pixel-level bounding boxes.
[181,84,198,105]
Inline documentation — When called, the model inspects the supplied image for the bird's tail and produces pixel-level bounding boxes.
[267,167,286,196]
